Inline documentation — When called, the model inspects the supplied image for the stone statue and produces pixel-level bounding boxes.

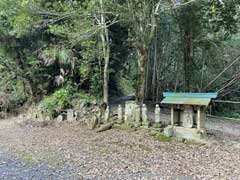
[183,105,194,128]
[142,104,149,128]
[118,104,123,123]
[104,106,110,122]
[124,101,137,125]
[134,105,141,127]
[67,109,75,122]
[155,104,161,124]
[153,104,161,128]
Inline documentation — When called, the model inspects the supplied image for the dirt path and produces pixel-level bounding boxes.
[0,119,240,179]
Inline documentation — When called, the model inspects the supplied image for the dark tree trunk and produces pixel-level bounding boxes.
[137,48,148,104]
[183,7,194,92]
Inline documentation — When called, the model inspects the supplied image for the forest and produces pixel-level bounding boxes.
[0,0,240,118]
[1,1,240,179]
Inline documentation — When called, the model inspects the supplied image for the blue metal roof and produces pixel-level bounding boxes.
[163,92,218,99]
[161,92,218,106]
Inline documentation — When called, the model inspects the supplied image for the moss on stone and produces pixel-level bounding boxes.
[184,140,202,146]
[113,123,135,131]
[154,134,171,142]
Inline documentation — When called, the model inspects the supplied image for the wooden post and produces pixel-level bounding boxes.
[171,105,174,126]
[209,105,212,115]
[197,106,201,130]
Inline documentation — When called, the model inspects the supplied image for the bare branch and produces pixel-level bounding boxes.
[205,54,240,90]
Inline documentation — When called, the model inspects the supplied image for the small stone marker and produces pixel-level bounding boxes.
[56,115,63,123]
[182,105,194,128]
[97,106,102,124]
[141,104,149,128]
[104,106,110,122]
[88,116,98,130]
[124,101,137,126]
[124,107,128,123]
[134,105,141,127]
[155,104,161,123]
[153,104,161,128]
[38,112,44,122]
[45,116,51,121]
[164,126,173,137]
[118,104,123,123]
[67,109,75,122]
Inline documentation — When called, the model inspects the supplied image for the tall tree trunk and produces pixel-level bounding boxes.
[200,49,206,92]
[183,7,194,92]
[100,0,110,105]
[137,48,148,104]
[103,45,110,104]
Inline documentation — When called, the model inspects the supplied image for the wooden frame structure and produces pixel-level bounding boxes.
[161,92,218,140]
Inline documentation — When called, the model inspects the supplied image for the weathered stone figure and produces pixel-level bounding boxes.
[97,102,107,124]
[56,114,64,123]
[153,104,161,128]
[142,104,149,128]
[104,106,110,122]
[124,101,137,125]
[118,104,123,123]
[134,105,141,127]
[67,109,75,122]
[155,104,161,124]
[182,105,194,128]
[124,102,130,123]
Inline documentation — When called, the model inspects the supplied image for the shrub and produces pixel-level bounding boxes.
[39,89,71,118]
[71,91,97,108]
[39,86,97,118]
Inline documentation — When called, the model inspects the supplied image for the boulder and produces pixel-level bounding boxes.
[164,126,174,137]
[96,122,115,133]
[56,115,64,123]
[87,116,98,130]
[67,109,75,122]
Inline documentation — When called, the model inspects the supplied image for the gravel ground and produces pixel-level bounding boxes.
[0,150,80,179]
[0,119,240,180]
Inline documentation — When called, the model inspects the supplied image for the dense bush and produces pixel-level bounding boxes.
[39,85,97,118]
[39,89,71,118]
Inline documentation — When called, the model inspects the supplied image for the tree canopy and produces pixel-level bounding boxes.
[0,0,239,117]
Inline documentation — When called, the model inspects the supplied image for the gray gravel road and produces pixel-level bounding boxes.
[0,149,82,180]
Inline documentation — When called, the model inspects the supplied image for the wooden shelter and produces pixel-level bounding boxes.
[161,92,218,140]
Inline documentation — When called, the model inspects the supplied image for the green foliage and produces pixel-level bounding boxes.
[39,82,97,118]
[72,91,97,107]
[116,77,134,95]
[0,0,239,118]
[213,104,240,119]
[39,89,71,118]
[8,90,28,109]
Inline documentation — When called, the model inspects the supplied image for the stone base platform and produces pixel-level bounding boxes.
[164,126,206,141]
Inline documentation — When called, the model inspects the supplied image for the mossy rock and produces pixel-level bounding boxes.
[113,123,136,131]
[149,130,158,137]
[174,137,186,143]
[154,134,171,142]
